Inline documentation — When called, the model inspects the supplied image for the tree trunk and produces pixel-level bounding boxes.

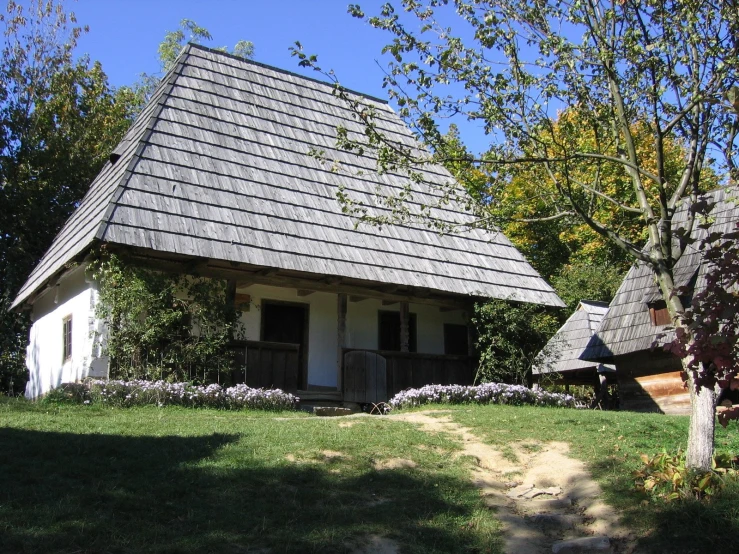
[656,268,718,471]
[685,362,718,471]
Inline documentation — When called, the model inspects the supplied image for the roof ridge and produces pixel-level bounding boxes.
[95,46,192,242]
[188,42,390,106]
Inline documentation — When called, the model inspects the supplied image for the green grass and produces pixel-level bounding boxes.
[0,400,500,554]
[447,404,739,554]
[3,400,739,553]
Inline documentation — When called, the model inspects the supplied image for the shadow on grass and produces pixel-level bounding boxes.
[0,428,492,554]
[588,457,739,554]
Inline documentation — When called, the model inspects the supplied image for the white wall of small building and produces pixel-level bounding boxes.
[237,283,467,388]
[25,264,107,399]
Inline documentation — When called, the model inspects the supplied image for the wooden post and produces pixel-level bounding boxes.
[337,293,347,392]
[400,301,409,352]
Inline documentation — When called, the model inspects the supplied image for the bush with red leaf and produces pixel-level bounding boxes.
[668,222,739,427]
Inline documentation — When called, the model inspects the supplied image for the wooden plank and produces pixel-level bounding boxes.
[411,358,425,389]
[343,350,367,402]
[273,349,287,390]
[366,351,378,403]
[284,349,299,392]
[376,354,388,402]
[343,351,356,402]
[260,348,273,389]
[245,346,258,388]
[432,357,444,385]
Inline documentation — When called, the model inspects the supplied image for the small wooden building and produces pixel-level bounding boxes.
[581,187,738,415]
[12,44,563,400]
[532,300,616,390]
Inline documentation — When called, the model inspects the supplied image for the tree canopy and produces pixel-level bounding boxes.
[0,0,138,393]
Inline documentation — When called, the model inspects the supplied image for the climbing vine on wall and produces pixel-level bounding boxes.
[90,251,245,383]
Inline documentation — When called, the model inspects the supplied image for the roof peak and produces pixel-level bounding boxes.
[186,42,390,106]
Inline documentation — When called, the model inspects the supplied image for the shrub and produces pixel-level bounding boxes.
[634,450,739,502]
[388,382,576,410]
[44,379,299,411]
[90,252,246,384]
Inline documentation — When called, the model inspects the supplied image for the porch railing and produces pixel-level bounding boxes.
[228,340,300,392]
[342,348,473,403]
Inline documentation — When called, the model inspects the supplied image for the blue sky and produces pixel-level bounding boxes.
[72,0,491,154]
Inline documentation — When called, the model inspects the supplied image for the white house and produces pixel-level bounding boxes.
[12,44,563,400]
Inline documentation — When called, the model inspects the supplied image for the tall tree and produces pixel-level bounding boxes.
[0,0,138,394]
[295,0,739,469]
[136,19,255,103]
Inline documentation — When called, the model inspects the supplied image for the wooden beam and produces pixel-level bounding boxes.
[297,289,315,297]
[124,250,468,310]
[349,295,368,303]
[382,299,398,306]
[439,306,460,313]
[185,257,209,273]
[400,301,410,353]
[337,293,347,393]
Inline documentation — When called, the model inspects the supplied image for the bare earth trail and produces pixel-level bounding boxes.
[389,410,636,554]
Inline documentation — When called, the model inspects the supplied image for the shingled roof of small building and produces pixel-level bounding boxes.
[533,300,615,375]
[12,44,563,309]
[581,186,738,362]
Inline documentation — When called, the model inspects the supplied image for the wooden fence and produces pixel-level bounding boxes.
[228,340,300,393]
[343,349,473,403]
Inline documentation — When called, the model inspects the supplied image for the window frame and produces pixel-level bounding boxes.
[62,315,73,362]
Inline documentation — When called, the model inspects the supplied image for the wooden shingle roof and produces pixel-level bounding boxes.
[12,44,563,309]
[533,301,615,374]
[582,187,738,362]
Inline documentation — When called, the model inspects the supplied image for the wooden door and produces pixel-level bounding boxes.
[262,302,309,389]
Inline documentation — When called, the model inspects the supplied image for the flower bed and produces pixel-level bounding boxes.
[388,383,576,410]
[50,380,299,411]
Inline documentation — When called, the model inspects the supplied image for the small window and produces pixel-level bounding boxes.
[378,310,417,352]
[648,301,672,326]
[444,324,469,355]
[62,316,73,361]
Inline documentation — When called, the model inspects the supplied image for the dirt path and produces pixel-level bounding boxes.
[390,410,635,554]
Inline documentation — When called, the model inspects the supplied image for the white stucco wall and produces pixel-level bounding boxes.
[25,265,108,399]
[237,284,467,388]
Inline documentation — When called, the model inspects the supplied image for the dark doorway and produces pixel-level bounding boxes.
[261,301,309,389]
[444,324,469,355]
[378,310,417,352]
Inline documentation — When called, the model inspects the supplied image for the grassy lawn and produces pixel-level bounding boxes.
[2,400,739,553]
[0,400,499,554]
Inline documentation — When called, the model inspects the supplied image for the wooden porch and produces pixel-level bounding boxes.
[227,341,474,403]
